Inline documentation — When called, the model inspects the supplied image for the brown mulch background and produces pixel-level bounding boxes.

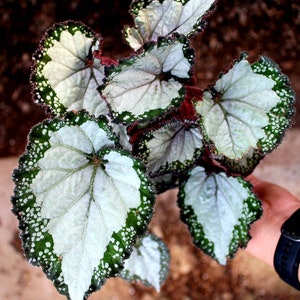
[0,0,299,157]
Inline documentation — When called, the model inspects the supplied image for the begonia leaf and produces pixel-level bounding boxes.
[12,111,154,300]
[31,21,108,117]
[178,166,261,264]
[121,234,170,291]
[125,0,215,50]
[196,55,290,161]
[136,120,203,177]
[101,37,194,124]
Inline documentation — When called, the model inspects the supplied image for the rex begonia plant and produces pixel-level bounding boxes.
[11,1,295,299]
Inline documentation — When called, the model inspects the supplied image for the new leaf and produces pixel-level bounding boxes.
[136,120,203,177]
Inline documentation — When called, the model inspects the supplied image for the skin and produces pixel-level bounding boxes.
[246,175,300,269]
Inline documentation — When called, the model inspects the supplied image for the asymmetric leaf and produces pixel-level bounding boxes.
[178,166,261,264]
[136,120,203,177]
[101,38,194,124]
[196,57,282,160]
[125,0,216,50]
[31,21,108,117]
[12,112,155,300]
[121,234,170,291]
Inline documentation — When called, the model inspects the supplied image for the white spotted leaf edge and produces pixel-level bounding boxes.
[12,112,155,300]
[179,166,261,264]
[196,57,282,159]
[32,21,107,117]
[101,38,193,124]
[125,0,216,50]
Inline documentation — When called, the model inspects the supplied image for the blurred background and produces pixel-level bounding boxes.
[0,0,299,156]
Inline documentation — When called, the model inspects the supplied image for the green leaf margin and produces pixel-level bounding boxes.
[178,169,262,262]
[134,120,203,177]
[101,36,194,124]
[252,56,295,153]
[11,111,155,299]
[31,21,100,117]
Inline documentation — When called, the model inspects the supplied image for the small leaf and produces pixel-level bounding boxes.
[120,234,170,291]
[136,120,203,177]
[178,166,261,264]
[31,21,108,117]
[196,56,283,160]
[12,111,155,300]
[101,37,194,124]
[125,0,215,50]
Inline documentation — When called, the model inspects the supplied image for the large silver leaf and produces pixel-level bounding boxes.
[217,56,295,176]
[12,112,154,300]
[125,0,215,50]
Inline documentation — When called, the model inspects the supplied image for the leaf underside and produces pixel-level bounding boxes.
[150,173,180,194]
[178,166,262,264]
[12,111,155,300]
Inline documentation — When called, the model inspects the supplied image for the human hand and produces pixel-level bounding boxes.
[245,175,300,267]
